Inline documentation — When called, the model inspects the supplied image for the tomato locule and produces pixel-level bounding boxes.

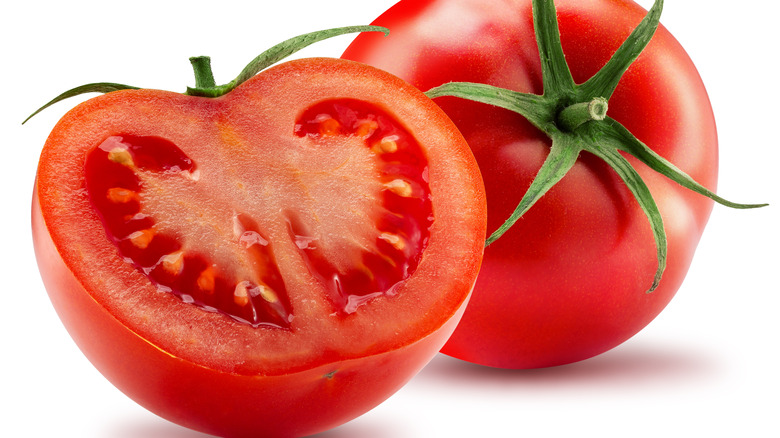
[30,27,486,437]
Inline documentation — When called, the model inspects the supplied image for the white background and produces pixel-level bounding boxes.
[3,1,778,437]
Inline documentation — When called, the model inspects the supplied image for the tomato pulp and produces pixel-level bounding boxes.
[32,57,486,436]
[344,0,719,368]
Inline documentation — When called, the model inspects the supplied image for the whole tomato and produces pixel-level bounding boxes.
[344,0,764,368]
[30,28,486,436]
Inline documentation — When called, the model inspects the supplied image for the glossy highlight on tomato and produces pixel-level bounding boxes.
[344,0,726,368]
[31,55,486,437]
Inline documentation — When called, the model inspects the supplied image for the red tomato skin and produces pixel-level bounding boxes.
[34,195,462,437]
[34,199,461,437]
[32,58,485,435]
[344,0,717,368]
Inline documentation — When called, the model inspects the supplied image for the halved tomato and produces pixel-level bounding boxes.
[32,55,485,437]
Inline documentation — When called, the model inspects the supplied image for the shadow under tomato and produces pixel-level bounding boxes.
[313,419,404,438]
[419,341,720,389]
[109,418,215,438]
[108,404,403,438]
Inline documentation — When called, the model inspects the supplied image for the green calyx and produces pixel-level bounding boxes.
[22,25,388,124]
[425,0,767,292]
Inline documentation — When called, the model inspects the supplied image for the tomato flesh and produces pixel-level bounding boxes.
[83,98,434,328]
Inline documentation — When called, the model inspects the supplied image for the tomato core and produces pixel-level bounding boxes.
[83,99,433,327]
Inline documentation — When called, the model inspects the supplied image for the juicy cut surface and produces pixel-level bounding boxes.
[84,99,433,328]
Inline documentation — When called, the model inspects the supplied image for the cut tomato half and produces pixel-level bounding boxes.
[32,57,486,437]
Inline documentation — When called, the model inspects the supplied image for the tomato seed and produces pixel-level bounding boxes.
[378,232,406,251]
[372,136,399,154]
[319,118,341,136]
[197,267,217,294]
[355,119,379,137]
[384,179,413,197]
[106,187,140,204]
[234,282,251,307]
[256,285,279,303]
[128,229,155,249]
[160,250,184,275]
[107,147,134,167]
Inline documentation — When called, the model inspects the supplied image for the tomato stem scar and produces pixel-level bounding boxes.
[556,97,608,132]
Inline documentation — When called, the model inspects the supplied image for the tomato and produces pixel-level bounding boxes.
[343,0,730,368]
[31,44,486,436]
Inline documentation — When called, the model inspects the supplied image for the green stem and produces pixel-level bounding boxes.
[189,56,217,89]
[533,0,576,95]
[22,82,139,125]
[23,25,389,122]
[557,97,608,131]
[423,0,766,293]
[186,25,389,98]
